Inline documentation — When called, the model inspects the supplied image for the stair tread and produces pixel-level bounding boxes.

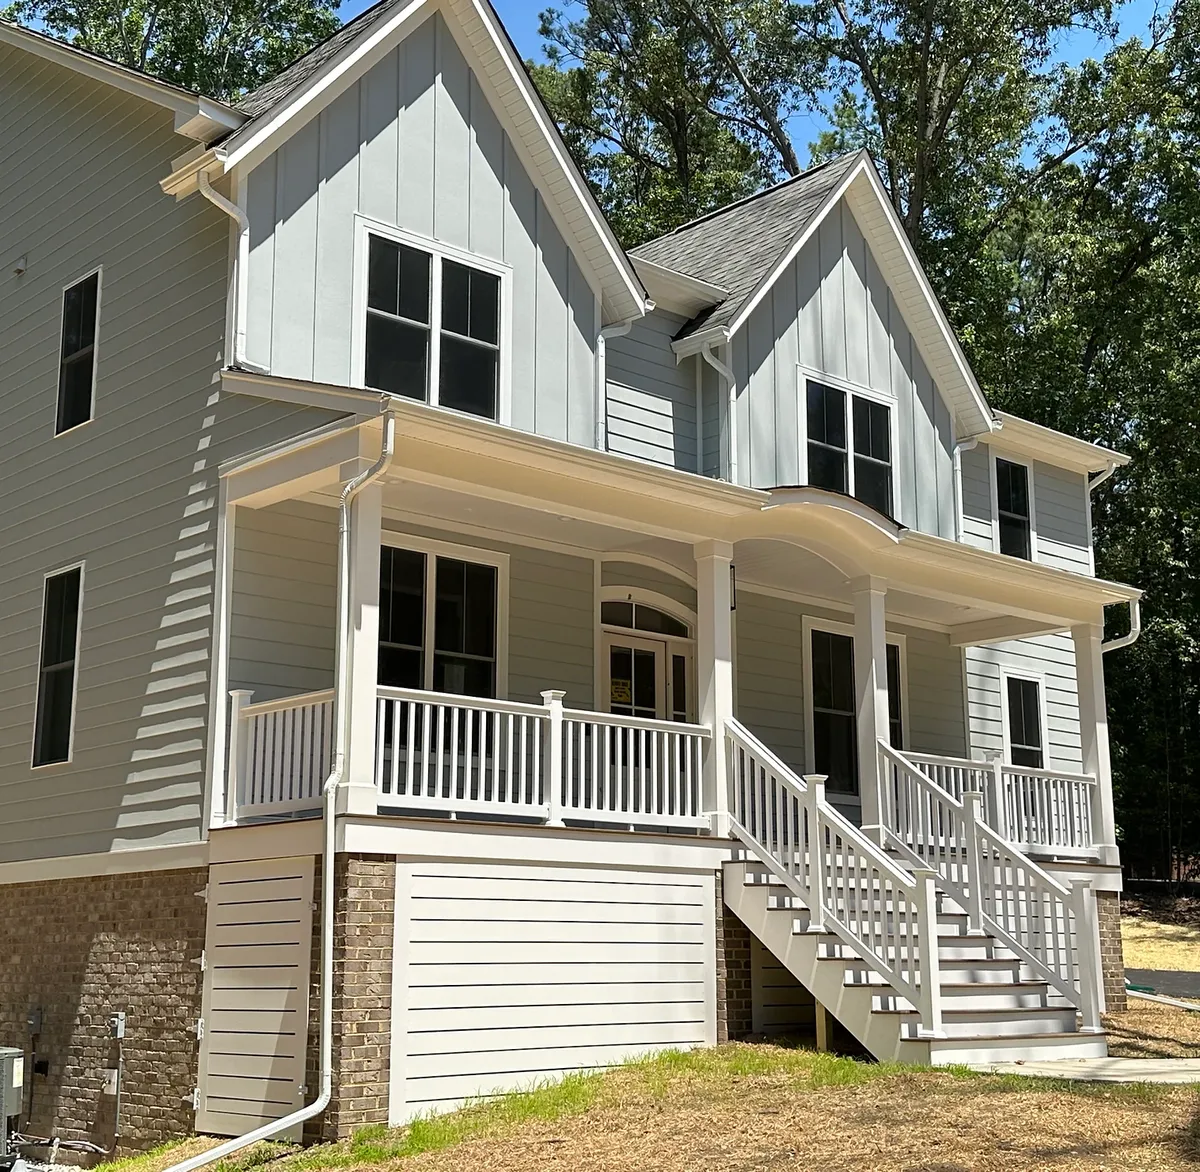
[875,1004,1076,1017]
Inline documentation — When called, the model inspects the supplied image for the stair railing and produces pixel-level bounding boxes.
[726,719,944,1037]
[878,739,1103,1031]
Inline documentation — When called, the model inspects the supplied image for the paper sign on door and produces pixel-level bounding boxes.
[611,679,632,705]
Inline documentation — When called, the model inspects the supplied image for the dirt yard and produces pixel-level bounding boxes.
[1122,890,1200,972]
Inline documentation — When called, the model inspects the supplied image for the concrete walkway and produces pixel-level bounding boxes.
[969,1057,1200,1083]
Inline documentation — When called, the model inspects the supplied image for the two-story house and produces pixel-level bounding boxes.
[1,0,1141,1155]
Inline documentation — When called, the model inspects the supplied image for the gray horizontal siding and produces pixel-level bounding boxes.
[245,12,598,448]
[601,562,697,614]
[0,46,345,863]
[965,635,1083,772]
[606,311,697,471]
[905,631,966,756]
[1034,461,1091,574]
[732,199,955,537]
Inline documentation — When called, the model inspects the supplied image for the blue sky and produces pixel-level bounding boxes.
[339,0,1160,155]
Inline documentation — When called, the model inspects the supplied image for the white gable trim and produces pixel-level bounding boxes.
[215,0,647,322]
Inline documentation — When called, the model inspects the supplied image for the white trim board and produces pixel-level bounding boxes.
[0,840,209,885]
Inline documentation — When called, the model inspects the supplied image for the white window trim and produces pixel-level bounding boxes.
[798,366,899,514]
[55,266,103,437]
[598,586,696,722]
[31,560,86,769]
[380,530,510,699]
[998,667,1050,769]
[800,615,908,785]
[989,448,1039,561]
[351,215,513,426]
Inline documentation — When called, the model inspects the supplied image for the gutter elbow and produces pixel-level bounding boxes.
[1102,596,1141,654]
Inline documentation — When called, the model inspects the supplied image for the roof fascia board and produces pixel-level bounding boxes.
[990,411,1130,473]
[631,257,729,302]
[723,154,867,339]
[848,164,995,434]
[671,324,730,358]
[0,21,244,138]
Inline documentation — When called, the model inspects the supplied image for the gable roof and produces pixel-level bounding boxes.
[633,151,996,438]
[631,152,861,339]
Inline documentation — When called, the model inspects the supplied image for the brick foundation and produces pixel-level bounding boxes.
[714,869,753,1041]
[306,854,396,1143]
[0,866,207,1156]
[1096,890,1127,1013]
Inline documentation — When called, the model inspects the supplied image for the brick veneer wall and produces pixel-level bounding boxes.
[1096,890,1127,1013]
[305,854,396,1143]
[0,867,207,1155]
[714,870,753,1041]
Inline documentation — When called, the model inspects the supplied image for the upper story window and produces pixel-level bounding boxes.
[57,270,100,435]
[995,457,1032,560]
[806,380,893,517]
[34,564,83,766]
[365,233,501,421]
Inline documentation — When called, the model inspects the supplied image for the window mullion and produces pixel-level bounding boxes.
[423,555,437,692]
[429,258,443,406]
[845,396,855,497]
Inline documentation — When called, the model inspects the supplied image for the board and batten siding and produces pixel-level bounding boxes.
[391,860,715,1121]
[731,199,956,538]
[0,46,345,863]
[959,443,993,551]
[965,635,1083,773]
[244,12,599,448]
[606,311,698,470]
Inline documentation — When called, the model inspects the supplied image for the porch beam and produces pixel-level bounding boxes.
[852,575,889,842]
[695,540,734,835]
[1072,622,1120,866]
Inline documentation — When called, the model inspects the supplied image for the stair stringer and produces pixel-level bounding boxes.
[723,859,930,1064]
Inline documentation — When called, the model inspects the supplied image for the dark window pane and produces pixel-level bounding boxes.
[601,601,634,628]
[61,273,97,358]
[442,260,471,337]
[998,514,1031,560]
[814,711,857,793]
[367,235,399,314]
[34,666,75,765]
[57,355,94,432]
[807,382,845,448]
[808,444,847,493]
[996,459,1029,518]
[433,654,494,697]
[853,396,890,462]
[378,645,422,689]
[886,643,903,749]
[634,605,689,638]
[632,647,657,717]
[379,546,425,650]
[1006,677,1043,768]
[610,646,633,714]
[469,269,499,344]
[812,630,854,713]
[439,336,498,419]
[365,313,428,400]
[58,273,99,433]
[672,654,688,721]
[399,247,431,323]
[41,568,81,666]
[442,261,500,345]
[854,457,892,516]
[434,558,496,659]
[34,567,82,767]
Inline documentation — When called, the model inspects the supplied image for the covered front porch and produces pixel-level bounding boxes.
[209,400,1136,865]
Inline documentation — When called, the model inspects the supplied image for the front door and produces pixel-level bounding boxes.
[604,634,667,720]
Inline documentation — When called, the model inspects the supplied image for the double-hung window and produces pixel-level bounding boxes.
[33,565,83,766]
[365,233,502,421]
[995,458,1032,560]
[806,380,894,516]
[1005,676,1044,769]
[57,270,100,434]
[378,544,500,698]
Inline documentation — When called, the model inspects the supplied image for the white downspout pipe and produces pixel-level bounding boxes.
[163,410,396,1172]
[1102,596,1141,654]
[952,437,980,542]
[701,343,736,484]
[596,317,640,450]
[197,168,270,375]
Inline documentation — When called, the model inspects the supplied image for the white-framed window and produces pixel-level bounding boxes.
[803,374,895,517]
[1001,670,1046,770]
[378,532,510,698]
[33,562,85,767]
[354,217,511,423]
[801,617,906,796]
[991,452,1036,561]
[56,268,102,435]
[599,593,694,722]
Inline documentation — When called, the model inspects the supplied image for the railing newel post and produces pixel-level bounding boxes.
[962,791,986,936]
[802,774,828,931]
[1072,881,1105,1032]
[225,689,254,825]
[542,689,566,826]
[913,868,944,1038]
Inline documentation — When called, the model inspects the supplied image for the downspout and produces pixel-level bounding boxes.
[700,343,735,484]
[197,168,270,375]
[596,316,640,450]
[163,409,396,1172]
[1084,459,1140,654]
[951,437,980,542]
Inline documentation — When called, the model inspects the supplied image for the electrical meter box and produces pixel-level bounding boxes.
[0,1046,24,1156]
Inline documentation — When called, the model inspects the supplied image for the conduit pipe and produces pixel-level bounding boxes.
[197,169,270,375]
[162,409,397,1172]
[700,344,736,483]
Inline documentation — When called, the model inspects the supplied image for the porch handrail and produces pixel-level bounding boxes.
[375,685,548,718]
[878,739,1102,1027]
[727,718,944,1038]
[240,688,336,719]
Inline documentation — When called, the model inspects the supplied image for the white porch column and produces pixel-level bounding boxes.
[695,540,734,835]
[339,479,383,816]
[852,575,889,842]
[1072,622,1120,866]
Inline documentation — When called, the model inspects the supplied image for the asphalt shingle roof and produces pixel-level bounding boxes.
[630,151,864,339]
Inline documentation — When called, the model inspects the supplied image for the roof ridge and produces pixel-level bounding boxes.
[632,150,863,248]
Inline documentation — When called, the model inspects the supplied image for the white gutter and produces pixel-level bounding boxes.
[162,412,396,1172]
[1102,596,1141,654]
[1089,459,1120,493]
[701,344,736,483]
[197,169,270,376]
[952,437,981,542]
[596,316,642,450]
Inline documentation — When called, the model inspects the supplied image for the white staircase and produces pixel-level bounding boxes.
[723,720,1108,1065]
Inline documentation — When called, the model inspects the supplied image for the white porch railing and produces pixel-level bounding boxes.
[903,751,1099,859]
[727,719,945,1037]
[879,741,1103,1030]
[228,688,334,818]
